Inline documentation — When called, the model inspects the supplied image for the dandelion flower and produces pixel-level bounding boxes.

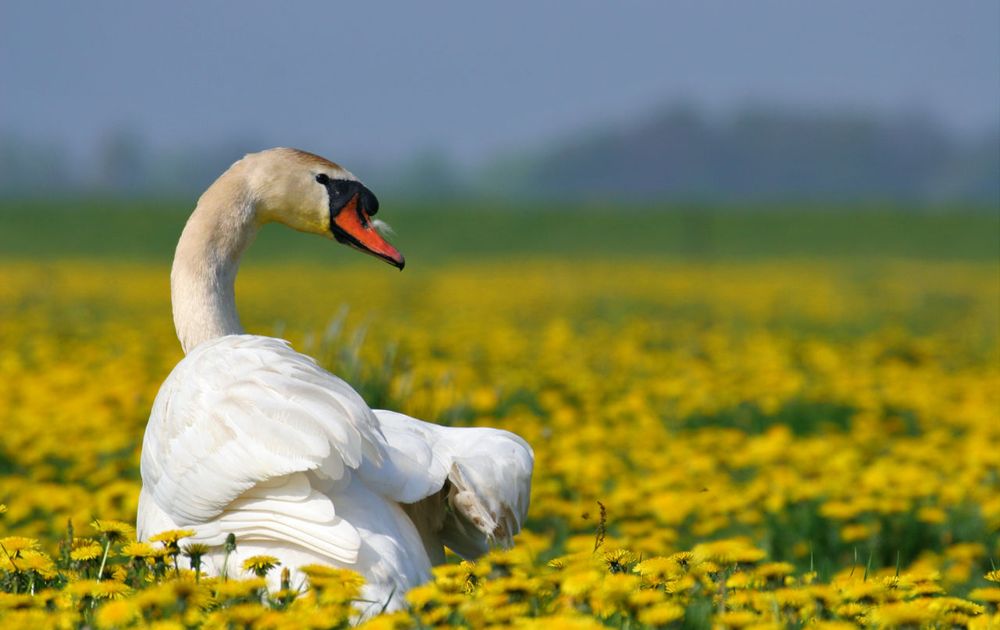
[148,529,196,545]
[968,587,1000,604]
[638,602,685,626]
[17,551,57,579]
[94,599,138,629]
[90,520,134,542]
[213,577,267,602]
[241,555,280,578]
[120,542,157,558]
[0,536,38,555]
[70,543,103,562]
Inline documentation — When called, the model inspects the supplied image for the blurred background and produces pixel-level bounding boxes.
[1,2,997,250]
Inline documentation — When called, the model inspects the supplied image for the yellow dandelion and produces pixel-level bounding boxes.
[147,546,171,560]
[67,579,130,600]
[356,610,414,630]
[869,600,937,626]
[634,556,683,581]
[627,588,665,607]
[99,580,131,598]
[71,540,104,562]
[241,554,280,577]
[839,523,876,543]
[754,561,796,580]
[148,529,196,545]
[213,602,268,625]
[16,551,57,579]
[120,541,157,558]
[213,577,267,601]
[986,570,1000,583]
[638,602,685,626]
[514,613,607,629]
[603,548,635,570]
[405,583,439,609]
[714,609,761,627]
[90,520,134,542]
[561,569,602,598]
[111,565,128,582]
[916,505,948,524]
[0,536,38,555]
[968,587,1000,604]
[182,542,209,557]
[94,599,138,629]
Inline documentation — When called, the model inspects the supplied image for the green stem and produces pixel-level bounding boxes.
[96,538,111,581]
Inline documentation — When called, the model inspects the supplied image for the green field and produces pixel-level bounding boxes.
[1,199,999,627]
[1,199,997,263]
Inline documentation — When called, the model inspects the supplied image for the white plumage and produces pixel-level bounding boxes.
[136,148,533,613]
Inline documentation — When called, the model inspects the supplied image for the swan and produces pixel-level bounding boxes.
[136,147,533,613]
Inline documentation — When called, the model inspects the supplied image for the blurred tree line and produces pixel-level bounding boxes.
[1,104,997,205]
[481,105,999,205]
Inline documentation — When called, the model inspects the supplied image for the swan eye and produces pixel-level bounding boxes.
[315,173,330,185]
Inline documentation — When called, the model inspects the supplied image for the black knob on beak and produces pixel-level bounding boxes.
[359,187,379,216]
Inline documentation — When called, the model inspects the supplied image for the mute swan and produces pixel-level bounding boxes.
[136,148,533,613]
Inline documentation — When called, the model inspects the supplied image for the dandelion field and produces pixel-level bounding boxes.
[1,204,999,628]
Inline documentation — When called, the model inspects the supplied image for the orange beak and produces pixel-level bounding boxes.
[331,194,405,269]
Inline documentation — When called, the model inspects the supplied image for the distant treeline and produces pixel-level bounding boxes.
[1,104,997,205]
[483,105,999,205]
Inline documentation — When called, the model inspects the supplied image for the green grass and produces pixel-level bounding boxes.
[0,198,997,263]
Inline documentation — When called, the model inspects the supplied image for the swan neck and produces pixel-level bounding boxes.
[171,169,259,354]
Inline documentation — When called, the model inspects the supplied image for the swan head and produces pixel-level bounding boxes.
[241,147,405,269]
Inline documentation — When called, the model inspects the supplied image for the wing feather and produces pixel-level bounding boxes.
[360,410,534,558]
[141,335,383,530]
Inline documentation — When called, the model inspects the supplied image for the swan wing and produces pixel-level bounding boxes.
[360,410,534,558]
[140,335,384,533]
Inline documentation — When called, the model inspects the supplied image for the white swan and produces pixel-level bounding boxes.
[136,148,533,612]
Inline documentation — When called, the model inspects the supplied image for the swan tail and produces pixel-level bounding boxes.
[368,410,534,561]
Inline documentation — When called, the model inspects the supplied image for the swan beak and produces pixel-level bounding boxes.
[331,195,405,269]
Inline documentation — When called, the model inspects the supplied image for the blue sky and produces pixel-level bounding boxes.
[2,1,997,165]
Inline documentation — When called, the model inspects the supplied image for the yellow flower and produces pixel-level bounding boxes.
[917,506,948,524]
[560,569,601,598]
[94,599,139,629]
[182,542,209,556]
[638,602,685,626]
[67,580,131,600]
[356,611,414,630]
[754,562,796,580]
[602,548,635,573]
[406,583,439,610]
[91,520,134,542]
[148,529,196,545]
[0,536,38,555]
[71,539,104,562]
[241,554,280,577]
[16,550,57,579]
[120,541,157,558]
[213,577,267,601]
[968,587,1000,604]
[513,613,607,629]
[714,609,761,627]
[869,600,937,626]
